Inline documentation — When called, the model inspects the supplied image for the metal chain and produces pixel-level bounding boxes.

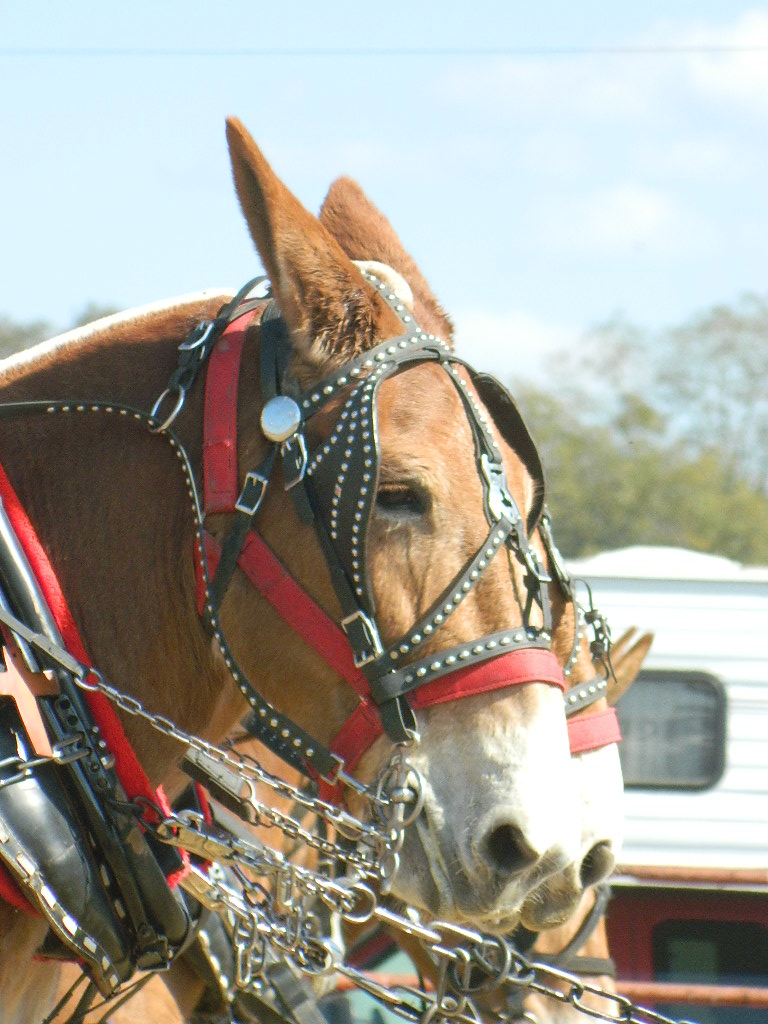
[155,844,698,1024]
[73,665,403,862]
[1,558,694,1024]
[0,736,89,791]
[0,518,694,1024]
[1,402,696,1024]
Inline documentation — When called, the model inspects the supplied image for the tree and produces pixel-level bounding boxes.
[515,290,768,563]
[0,317,50,360]
[545,293,768,497]
[0,304,119,361]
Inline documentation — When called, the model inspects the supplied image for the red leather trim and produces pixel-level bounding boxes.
[0,462,189,904]
[0,462,156,807]
[318,648,567,804]
[317,699,381,802]
[199,531,371,699]
[0,869,38,915]
[567,708,621,754]
[409,647,565,709]
[203,307,264,513]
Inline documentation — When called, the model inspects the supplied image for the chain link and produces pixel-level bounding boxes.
[50,635,697,1024]
[3,403,695,1024]
[74,664,402,866]
[164,845,699,1024]
[0,736,89,791]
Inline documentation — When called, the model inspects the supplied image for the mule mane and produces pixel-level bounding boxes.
[319,177,454,344]
[0,290,234,388]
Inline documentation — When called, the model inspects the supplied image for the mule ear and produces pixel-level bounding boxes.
[225,118,403,369]
[319,176,454,344]
[607,631,654,705]
[605,627,637,666]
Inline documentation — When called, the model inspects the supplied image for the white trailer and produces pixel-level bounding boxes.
[567,546,768,1020]
[568,545,768,870]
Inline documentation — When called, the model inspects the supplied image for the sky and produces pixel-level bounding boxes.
[2,2,768,379]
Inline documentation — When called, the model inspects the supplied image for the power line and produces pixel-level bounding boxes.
[1,44,768,58]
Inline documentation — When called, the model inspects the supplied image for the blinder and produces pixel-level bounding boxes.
[470,371,546,534]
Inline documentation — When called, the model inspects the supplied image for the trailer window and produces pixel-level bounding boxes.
[616,670,726,789]
[653,919,768,1024]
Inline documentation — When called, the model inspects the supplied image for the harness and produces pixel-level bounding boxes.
[0,274,619,1016]
[185,273,623,804]
[0,469,194,997]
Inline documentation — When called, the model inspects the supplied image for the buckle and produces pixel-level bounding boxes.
[235,471,269,516]
[281,434,308,490]
[480,454,522,527]
[524,546,551,585]
[341,610,384,668]
[178,319,215,352]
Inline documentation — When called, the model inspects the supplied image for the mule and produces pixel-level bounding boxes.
[369,623,653,1024]
[0,119,584,1022]
[52,582,651,1023]
[513,625,654,1024]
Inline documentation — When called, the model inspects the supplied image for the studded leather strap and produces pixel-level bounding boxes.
[197,281,576,795]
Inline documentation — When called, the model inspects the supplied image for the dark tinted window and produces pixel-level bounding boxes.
[616,670,726,789]
[653,920,768,1024]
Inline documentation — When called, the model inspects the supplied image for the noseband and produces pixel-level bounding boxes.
[193,272,569,797]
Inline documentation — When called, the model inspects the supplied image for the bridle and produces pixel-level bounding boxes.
[537,512,621,751]
[185,270,574,800]
[0,272,626,1021]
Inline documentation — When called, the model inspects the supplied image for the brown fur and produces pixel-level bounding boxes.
[318,176,454,343]
[1,119,579,1020]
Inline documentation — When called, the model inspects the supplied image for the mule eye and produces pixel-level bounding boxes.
[375,483,428,517]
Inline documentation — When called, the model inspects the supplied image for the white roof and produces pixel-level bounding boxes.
[568,545,768,583]
[567,544,768,871]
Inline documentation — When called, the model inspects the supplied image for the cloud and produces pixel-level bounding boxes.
[633,136,742,178]
[578,184,681,252]
[451,307,576,380]
[535,182,709,259]
[433,55,660,123]
[432,11,768,125]
[683,10,768,110]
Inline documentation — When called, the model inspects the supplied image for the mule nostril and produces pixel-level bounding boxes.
[580,840,615,889]
[483,823,539,875]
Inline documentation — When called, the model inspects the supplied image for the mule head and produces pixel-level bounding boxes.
[220,118,581,932]
[530,572,654,929]
[576,627,654,880]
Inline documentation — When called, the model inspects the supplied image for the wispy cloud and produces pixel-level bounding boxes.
[572,183,700,256]
[682,10,768,111]
[451,307,577,380]
[432,11,768,124]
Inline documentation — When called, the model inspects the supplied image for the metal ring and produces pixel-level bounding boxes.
[178,319,215,352]
[149,386,185,433]
[77,667,104,692]
[450,937,512,993]
[295,937,342,976]
[338,882,377,924]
